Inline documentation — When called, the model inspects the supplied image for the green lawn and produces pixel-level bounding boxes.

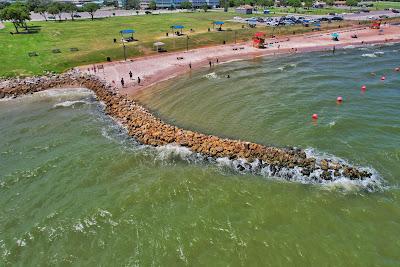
[0,11,352,77]
[367,1,400,10]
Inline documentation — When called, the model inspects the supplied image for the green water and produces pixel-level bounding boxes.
[1,45,400,266]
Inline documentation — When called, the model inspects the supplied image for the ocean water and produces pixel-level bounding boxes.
[1,44,400,265]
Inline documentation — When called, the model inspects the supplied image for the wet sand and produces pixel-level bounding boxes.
[80,24,400,96]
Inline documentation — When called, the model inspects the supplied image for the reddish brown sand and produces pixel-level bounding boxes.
[80,24,400,96]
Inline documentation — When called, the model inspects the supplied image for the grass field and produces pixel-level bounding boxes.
[0,11,353,77]
[367,1,400,10]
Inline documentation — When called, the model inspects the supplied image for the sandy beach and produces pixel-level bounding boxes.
[81,24,400,95]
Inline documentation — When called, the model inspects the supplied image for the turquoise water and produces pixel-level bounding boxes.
[1,44,400,265]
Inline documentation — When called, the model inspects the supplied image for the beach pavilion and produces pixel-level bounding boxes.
[153,41,166,52]
[120,29,136,42]
[171,25,184,36]
[212,21,225,31]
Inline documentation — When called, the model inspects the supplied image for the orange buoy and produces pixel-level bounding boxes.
[312,114,318,120]
[337,96,343,103]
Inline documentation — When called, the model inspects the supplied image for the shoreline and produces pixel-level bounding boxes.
[80,24,400,96]
[0,73,375,183]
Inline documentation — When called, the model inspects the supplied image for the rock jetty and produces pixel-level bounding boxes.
[0,73,373,182]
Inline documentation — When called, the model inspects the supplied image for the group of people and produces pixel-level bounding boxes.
[120,70,141,88]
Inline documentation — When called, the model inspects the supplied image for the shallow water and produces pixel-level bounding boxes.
[1,44,400,265]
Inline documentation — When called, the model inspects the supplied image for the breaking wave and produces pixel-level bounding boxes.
[149,144,383,192]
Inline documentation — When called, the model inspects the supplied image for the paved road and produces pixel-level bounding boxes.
[30,8,195,21]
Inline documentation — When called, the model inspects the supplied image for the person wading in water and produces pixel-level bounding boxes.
[129,71,133,79]
[121,78,125,87]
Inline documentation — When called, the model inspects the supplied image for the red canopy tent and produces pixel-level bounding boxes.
[371,21,381,29]
[252,32,266,48]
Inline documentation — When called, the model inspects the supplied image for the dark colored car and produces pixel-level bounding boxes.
[331,16,344,21]
[379,15,389,19]
[392,9,400,13]
[73,14,81,18]
[145,11,152,14]
[361,9,370,13]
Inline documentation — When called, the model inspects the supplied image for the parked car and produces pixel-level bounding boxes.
[360,9,370,13]
[73,14,81,18]
[331,16,343,21]
[379,15,389,19]
[368,16,378,20]
[392,9,400,13]
[48,16,56,20]
[145,11,152,14]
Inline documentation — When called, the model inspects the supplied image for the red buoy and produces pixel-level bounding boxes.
[395,67,399,72]
[361,85,366,90]
[312,114,318,120]
[337,96,343,103]
[381,76,386,81]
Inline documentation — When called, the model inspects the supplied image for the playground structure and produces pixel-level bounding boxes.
[120,29,136,42]
[371,21,381,29]
[171,25,184,36]
[212,21,225,31]
[252,32,266,48]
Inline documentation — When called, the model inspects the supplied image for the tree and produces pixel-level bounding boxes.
[47,2,63,22]
[26,0,42,11]
[202,4,209,12]
[324,0,334,6]
[303,0,313,9]
[287,0,301,11]
[124,0,140,10]
[346,0,359,7]
[0,2,11,10]
[83,3,100,20]
[33,0,51,21]
[149,0,157,10]
[63,2,77,20]
[0,3,31,33]
[180,1,192,9]
[34,5,48,21]
[103,0,118,7]
[257,0,274,7]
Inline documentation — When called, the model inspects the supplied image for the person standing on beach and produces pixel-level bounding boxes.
[189,62,192,69]
[209,61,212,68]
[129,71,133,79]
[121,78,125,87]
[137,77,141,84]
[216,58,219,64]
[333,45,336,54]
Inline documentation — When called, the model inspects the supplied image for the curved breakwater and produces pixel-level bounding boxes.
[0,73,376,186]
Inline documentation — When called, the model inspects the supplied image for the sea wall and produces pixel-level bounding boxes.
[0,73,372,182]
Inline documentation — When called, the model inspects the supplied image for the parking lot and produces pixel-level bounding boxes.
[231,9,400,27]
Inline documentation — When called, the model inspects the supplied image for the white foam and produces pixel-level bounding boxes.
[0,88,94,104]
[16,239,26,247]
[53,100,90,108]
[362,53,377,58]
[155,144,193,161]
[204,72,219,80]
